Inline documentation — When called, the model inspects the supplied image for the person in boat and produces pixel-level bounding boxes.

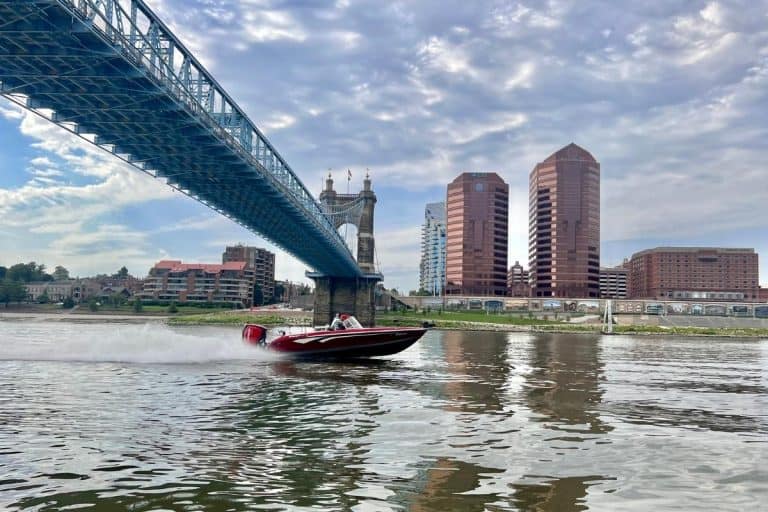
[329,313,346,330]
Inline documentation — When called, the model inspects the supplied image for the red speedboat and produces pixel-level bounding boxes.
[242,315,427,359]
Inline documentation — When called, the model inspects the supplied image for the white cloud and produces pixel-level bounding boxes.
[29,156,56,168]
[445,112,528,145]
[488,1,565,33]
[242,9,307,43]
[700,2,725,26]
[375,225,422,280]
[0,101,23,120]
[418,36,476,76]
[504,61,536,90]
[260,113,297,132]
[329,30,362,50]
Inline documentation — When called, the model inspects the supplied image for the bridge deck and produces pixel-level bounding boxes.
[0,0,362,277]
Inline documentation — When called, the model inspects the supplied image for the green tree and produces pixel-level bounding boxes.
[253,284,264,307]
[109,293,125,308]
[167,301,178,314]
[0,266,6,280]
[0,282,9,307]
[133,298,143,313]
[52,265,70,281]
[0,281,27,306]
[6,262,52,283]
[62,297,75,309]
[88,298,99,312]
[37,290,50,304]
[115,266,129,279]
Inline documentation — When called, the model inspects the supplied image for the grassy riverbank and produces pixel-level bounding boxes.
[167,311,311,326]
[163,309,768,338]
[380,312,768,337]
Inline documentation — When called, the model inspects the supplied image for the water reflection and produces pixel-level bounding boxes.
[510,475,612,512]
[506,333,614,511]
[438,330,512,413]
[407,458,504,512]
[524,333,610,434]
[0,323,765,511]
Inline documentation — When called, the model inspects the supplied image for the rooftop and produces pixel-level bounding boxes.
[630,247,756,258]
[541,142,597,164]
[154,260,247,273]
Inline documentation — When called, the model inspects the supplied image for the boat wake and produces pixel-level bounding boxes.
[0,322,277,364]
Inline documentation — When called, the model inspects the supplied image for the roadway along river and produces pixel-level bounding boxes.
[0,321,766,511]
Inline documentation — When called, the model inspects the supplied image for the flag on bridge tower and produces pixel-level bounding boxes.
[347,169,352,180]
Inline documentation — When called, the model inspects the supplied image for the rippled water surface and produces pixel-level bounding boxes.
[0,321,766,511]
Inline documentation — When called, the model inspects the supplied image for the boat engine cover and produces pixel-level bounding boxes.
[242,324,267,346]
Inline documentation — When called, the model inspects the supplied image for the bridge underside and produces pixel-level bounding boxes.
[0,0,361,277]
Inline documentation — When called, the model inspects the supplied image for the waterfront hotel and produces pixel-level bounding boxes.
[626,247,760,302]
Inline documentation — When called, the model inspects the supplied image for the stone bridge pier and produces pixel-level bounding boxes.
[309,172,381,327]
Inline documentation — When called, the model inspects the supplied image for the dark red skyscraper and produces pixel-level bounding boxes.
[446,172,509,296]
[529,143,600,298]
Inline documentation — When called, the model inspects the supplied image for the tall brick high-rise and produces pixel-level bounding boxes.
[529,143,600,298]
[222,245,275,304]
[446,172,509,296]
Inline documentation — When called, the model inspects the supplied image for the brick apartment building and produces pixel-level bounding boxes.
[223,245,275,303]
[140,260,255,306]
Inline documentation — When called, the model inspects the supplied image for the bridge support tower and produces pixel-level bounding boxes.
[310,173,381,326]
[309,274,381,327]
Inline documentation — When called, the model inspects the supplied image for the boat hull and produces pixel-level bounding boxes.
[247,326,427,360]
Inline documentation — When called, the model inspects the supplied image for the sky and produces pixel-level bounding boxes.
[1,0,768,291]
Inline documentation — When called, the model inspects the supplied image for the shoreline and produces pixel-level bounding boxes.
[3,310,768,339]
[0,311,169,323]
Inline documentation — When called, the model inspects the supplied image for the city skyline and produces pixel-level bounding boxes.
[2,0,768,291]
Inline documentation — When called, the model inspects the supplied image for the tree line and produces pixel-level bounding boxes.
[0,262,131,307]
[0,262,56,307]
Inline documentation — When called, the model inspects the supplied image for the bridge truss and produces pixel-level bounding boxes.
[0,0,363,277]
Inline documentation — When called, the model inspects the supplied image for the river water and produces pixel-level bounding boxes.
[0,321,766,511]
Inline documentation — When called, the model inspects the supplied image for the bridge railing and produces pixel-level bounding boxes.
[55,0,352,262]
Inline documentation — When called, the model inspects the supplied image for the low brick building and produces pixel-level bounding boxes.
[599,267,628,299]
[626,247,760,302]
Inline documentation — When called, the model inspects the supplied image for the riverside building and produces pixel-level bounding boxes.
[141,260,255,306]
[507,261,530,297]
[529,143,600,298]
[419,202,447,296]
[599,267,628,299]
[446,172,509,296]
[626,247,760,301]
[222,245,275,303]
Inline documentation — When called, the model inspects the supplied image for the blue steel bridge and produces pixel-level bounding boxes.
[0,0,366,278]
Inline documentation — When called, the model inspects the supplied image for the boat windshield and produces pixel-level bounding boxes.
[342,316,363,329]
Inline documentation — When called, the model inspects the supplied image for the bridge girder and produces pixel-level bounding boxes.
[0,0,364,277]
